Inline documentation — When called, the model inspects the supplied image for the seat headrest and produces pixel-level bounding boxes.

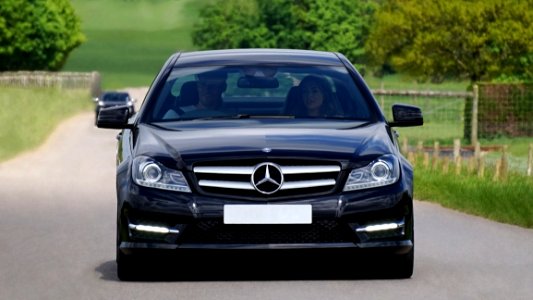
[283,86,302,115]
[178,81,199,106]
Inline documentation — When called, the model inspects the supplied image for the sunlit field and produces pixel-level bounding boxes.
[64,0,212,88]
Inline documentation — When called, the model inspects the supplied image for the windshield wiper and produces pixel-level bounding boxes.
[194,114,251,120]
[146,122,182,131]
[195,114,299,120]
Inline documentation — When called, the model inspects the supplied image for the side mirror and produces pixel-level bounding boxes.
[96,105,132,129]
[389,104,423,127]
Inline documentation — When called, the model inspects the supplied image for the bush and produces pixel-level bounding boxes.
[192,0,377,65]
[0,0,85,71]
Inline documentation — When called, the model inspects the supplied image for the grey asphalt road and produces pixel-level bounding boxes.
[1,105,533,299]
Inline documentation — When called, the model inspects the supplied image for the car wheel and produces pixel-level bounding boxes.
[390,247,414,279]
[116,248,138,281]
[116,220,142,281]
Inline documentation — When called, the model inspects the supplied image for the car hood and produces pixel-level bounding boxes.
[133,121,395,169]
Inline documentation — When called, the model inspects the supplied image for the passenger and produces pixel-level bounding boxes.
[299,75,337,117]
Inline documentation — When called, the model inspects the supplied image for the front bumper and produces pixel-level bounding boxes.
[117,180,414,254]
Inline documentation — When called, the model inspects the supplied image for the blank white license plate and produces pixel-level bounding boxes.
[223,204,312,224]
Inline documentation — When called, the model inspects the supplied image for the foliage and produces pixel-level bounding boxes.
[192,0,377,65]
[0,0,85,71]
[193,0,266,49]
[365,0,533,82]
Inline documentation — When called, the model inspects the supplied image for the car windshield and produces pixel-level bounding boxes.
[102,92,130,102]
[145,66,373,123]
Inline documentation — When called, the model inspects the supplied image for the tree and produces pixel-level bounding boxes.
[192,0,271,50]
[0,0,85,71]
[365,0,533,82]
[192,0,377,66]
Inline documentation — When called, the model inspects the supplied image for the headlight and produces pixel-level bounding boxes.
[98,101,105,106]
[343,154,400,191]
[132,156,191,192]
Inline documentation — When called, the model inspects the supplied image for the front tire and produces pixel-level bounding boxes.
[389,247,414,278]
[116,218,141,281]
[117,249,138,281]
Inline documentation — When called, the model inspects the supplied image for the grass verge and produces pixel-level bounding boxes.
[0,87,93,163]
[414,160,533,228]
[64,0,212,89]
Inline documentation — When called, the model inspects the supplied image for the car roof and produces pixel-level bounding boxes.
[174,49,343,67]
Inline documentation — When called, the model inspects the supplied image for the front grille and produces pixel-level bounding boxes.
[193,160,342,199]
[180,220,355,244]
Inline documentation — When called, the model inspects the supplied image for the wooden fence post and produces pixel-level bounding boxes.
[432,141,440,169]
[416,141,424,163]
[453,139,461,175]
[453,139,461,161]
[455,155,462,175]
[442,156,449,174]
[474,141,481,169]
[501,145,508,180]
[471,84,479,146]
[423,152,430,169]
[408,152,415,167]
[467,157,475,174]
[478,153,485,178]
[417,141,424,154]
[527,144,533,176]
[493,159,501,181]
[402,137,409,155]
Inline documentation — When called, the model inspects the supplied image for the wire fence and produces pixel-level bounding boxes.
[475,83,533,139]
[373,89,471,144]
[374,84,533,145]
[0,71,101,97]
[372,85,533,176]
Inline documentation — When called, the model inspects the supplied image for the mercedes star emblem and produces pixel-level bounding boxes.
[251,162,284,194]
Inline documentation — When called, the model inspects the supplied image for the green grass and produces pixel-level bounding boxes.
[0,87,93,162]
[64,0,212,89]
[414,161,533,228]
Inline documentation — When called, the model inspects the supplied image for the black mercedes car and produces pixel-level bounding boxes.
[96,49,423,280]
[94,91,135,124]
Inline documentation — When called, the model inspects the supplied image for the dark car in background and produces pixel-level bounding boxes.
[96,49,423,280]
[94,91,135,123]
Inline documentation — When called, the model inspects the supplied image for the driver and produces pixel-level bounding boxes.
[195,71,227,110]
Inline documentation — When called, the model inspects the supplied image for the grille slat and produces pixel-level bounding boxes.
[193,161,341,199]
[198,180,255,190]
